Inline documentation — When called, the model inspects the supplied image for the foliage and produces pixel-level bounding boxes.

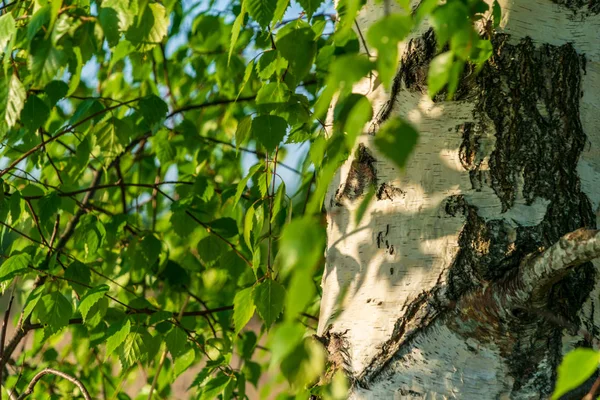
[0,0,499,398]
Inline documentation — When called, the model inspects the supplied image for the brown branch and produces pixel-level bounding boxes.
[196,135,302,175]
[583,375,600,400]
[147,295,190,400]
[153,187,252,267]
[166,95,257,119]
[0,283,16,400]
[24,199,48,247]
[115,161,127,213]
[39,129,63,184]
[15,368,92,400]
[0,98,139,179]
[23,306,233,331]
[160,44,178,108]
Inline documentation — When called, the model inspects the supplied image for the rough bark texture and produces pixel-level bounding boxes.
[318,0,600,398]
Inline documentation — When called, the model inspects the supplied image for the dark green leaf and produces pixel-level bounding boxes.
[374,117,419,170]
[251,115,287,153]
[253,279,285,328]
[246,0,278,28]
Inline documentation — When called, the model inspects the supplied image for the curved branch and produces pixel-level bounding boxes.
[15,368,91,400]
[518,228,600,307]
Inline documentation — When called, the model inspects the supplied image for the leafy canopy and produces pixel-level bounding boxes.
[0,0,501,398]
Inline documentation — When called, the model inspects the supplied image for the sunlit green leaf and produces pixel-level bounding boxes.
[553,349,600,399]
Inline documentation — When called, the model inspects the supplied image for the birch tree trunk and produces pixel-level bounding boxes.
[317,0,600,398]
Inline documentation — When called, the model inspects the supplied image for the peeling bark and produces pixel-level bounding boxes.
[318,0,600,398]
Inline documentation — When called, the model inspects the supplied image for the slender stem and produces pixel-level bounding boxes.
[15,368,92,400]
[0,98,139,179]
[147,295,190,400]
[115,161,127,213]
[0,283,16,399]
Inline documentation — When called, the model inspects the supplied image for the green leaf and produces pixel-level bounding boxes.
[256,82,290,106]
[27,5,50,41]
[273,0,290,23]
[374,117,419,170]
[428,51,454,98]
[0,253,31,283]
[102,0,136,33]
[1,74,26,129]
[94,117,128,157]
[235,116,252,149]
[152,130,176,164]
[244,205,256,251]
[229,3,246,62]
[197,236,226,266]
[285,272,315,319]
[126,3,170,52]
[20,95,50,132]
[166,326,188,358]
[99,6,122,47]
[236,60,255,100]
[366,13,413,88]
[313,54,374,119]
[256,51,287,80]
[270,182,285,223]
[105,319,131,358]
[44,80,69,107]
[277,217,325,277]
[74,214,106,260]
[174,347,196,377]
[35,292,73,335]
[342,95,373,148]
[28,35,67,86]
[78,285,109,324]
[430,1,471,47]
[64,260,91,296]
[246,0,278,28]
[297,0,324,19]
[251,115,287,153]
[492,0,502,28]
[22,286,45,322]
[199,375,231,400]
[149,310,173,326]
[276,27,316,83]
[253,279,285,328]
[553,348,600,399]
[233,287,256,335]
[0,13,16,53]
[119,331,146,369]
[139,95,168,127]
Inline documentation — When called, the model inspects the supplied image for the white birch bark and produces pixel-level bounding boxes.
[317,1,600,398]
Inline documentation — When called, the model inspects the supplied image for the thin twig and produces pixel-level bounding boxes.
[0,98,139,179]
[166,96,256,119]
[0,282,16,400]
[24,199,48,247]
[115,161,127,213]
[15,368,92,400]
[147,295,190,400]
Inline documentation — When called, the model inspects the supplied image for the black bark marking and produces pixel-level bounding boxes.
[361,32,597,395]
[445,37,596,394]
[551,0,600,14]
[376,182,405,201]
[335,144,377,203]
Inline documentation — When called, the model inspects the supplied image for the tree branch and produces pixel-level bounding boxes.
[15,368,92,400]
[0,99,139,179]
[518,228,600,307]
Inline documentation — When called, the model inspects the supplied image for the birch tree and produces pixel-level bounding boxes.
[316,0,600,398]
